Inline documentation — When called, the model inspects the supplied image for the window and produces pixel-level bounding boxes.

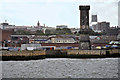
[12,37,18,40]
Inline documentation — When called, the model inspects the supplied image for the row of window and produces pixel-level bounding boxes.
[55,40,74,43]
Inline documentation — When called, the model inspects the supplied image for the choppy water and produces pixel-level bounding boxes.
[1,58,120,78]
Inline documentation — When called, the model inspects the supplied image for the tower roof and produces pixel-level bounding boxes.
[37,20,40,27]
[79,5,90,10]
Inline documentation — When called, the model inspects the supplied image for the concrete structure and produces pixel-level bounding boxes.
[79,34,90,50]
[67,50,106,56]
[79,5,91,50]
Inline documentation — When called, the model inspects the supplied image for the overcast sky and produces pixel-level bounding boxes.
[0,0,119,28]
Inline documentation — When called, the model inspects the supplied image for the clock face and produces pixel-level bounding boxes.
[81,43,85,49]
[81,43,84,46]
[80,42,90,49]
[82,25,85,29]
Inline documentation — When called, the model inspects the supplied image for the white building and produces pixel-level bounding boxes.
[51,38,76,43]
[21,44,42,50]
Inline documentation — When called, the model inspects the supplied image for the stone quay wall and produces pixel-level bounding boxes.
[67,50,106,56]
[1,50,46,57]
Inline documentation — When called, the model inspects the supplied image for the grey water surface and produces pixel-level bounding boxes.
[2,58,119,78]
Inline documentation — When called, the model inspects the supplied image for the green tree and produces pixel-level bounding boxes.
[63,28,72,34]
[54,28,72,35]
[36,30,44,35]
[15,30,31,35]
[45,29,52,34]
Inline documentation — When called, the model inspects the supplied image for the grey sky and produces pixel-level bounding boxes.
[118,1,120,27]
[0,0,119,28]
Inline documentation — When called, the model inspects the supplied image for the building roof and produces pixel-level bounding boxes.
[30,35,49,40]
[41,43,79,47]
[90,35,117,44]
[52,37,75,41]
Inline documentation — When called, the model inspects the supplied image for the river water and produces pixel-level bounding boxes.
[1,58,120,78]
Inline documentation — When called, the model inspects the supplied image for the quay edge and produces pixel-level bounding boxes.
[1,49,120,61]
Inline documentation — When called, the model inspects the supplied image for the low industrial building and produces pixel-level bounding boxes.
[90,35,118,49]
[51,38,76,43]
[29,35,49,43]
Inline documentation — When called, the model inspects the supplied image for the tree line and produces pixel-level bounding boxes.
[14,28,73,35]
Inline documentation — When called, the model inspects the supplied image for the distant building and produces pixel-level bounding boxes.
[92,21,110,32]
[0,22,15,29]
[90,35,117,43]
[51,38,76,43]
[90,15,98,30]
[29,35,49,44]
[0,22,31,31]
[106,27,119,35]
[10,35,29,47]
[92,15,97,22]
[117,33,120,40]
[0,29,14,42]
[90,35,117,49]
[37,21,40,28]
[0,29,14,47]
[56,25,67,29]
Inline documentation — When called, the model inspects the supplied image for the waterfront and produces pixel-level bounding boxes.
[2,58,119,78]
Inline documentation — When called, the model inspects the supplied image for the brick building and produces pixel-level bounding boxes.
[0,29,14,47]
[0,29,14,42]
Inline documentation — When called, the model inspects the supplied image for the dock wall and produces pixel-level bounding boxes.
[1,50,46,61]
[67,50,106,55]
[1,49,120,60]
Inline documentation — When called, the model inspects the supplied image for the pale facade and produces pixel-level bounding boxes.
[51,38,76,43]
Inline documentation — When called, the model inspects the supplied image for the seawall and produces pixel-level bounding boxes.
[0,49,120,61]
[67,50,106,58]
[1,50,46,61]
